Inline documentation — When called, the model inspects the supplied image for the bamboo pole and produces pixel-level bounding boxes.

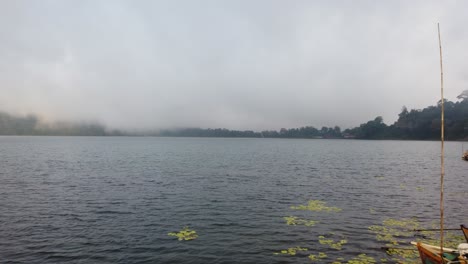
[438,22,445,260]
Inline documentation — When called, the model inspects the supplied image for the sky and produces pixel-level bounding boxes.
[1,0,468,131]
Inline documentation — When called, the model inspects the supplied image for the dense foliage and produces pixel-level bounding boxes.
[344,98,468,140]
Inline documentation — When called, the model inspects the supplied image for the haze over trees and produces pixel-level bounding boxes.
[158,126,342,139]
[0,112,122,136]
[1,90,468,140]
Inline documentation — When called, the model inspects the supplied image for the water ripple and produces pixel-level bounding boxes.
[0,137,465,263]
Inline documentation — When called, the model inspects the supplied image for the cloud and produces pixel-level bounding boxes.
[1,0,468,130]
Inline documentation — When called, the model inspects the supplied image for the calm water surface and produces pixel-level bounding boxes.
[0,137,466,263]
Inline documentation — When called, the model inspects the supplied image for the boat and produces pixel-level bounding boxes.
[462,225,468,243]
[413,242,468,264]
[411,24,468,264]
[462,151,468,161]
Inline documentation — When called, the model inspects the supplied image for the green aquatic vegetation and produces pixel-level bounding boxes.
[413,230,465,249]
[369,218,466,263]
[308,252,327,261]
[290,200,342,212]
[168,226,198,241]
[284,216,318,226]
[368,218,420,262]
[419,222,466,248]
[384,248,419,263]
[347,254,376,264]
[273,246,308,256]
[318,235,347,250]
[329,257,346,264]
[368,218,419,245]
[383,218,419,229]
[442,232,464,248]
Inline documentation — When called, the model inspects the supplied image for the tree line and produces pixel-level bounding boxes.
[343,99,468,140]
[157,126,342,139]
[1,90,468,140]
[343,90,468,140]
[159,90,468,140]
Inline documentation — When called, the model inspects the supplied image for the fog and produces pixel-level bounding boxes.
[1,1,467,130]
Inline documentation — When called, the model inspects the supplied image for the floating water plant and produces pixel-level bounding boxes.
[331,257,345,264]
[368,218,419,245]
[290,200,341,212]
[308,252,328,261]
[284,216,318,226]
[168,226,198,241]
[318,235,347,250]
[368,218,465,263]
[347,254,377,264]
[412,227,464,249]
[273,246,308,256]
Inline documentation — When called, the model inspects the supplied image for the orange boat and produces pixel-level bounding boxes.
[413,242,468,264]
[462,151,468,161]
[462,225,468,243]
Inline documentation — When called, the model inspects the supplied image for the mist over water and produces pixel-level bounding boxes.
[1,1,468,130]
[2,2,468,263]
[1,137,466,263]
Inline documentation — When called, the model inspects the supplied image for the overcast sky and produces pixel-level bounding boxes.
[1,1,467,130]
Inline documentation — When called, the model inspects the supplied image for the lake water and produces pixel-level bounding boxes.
[0,137,466,263]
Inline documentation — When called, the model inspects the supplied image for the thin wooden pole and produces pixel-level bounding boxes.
[438,23,445,260]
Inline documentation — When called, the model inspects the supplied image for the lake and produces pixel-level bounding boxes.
[0,137,466,263]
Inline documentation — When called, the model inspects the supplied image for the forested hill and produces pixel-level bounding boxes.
[344,93,468,140]
[1,91,468,140]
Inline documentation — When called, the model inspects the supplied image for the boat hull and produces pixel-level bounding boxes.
[412,242,467,264]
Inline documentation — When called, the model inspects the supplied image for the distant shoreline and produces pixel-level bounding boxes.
[1,134,466,142]
[1,96,468,140]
